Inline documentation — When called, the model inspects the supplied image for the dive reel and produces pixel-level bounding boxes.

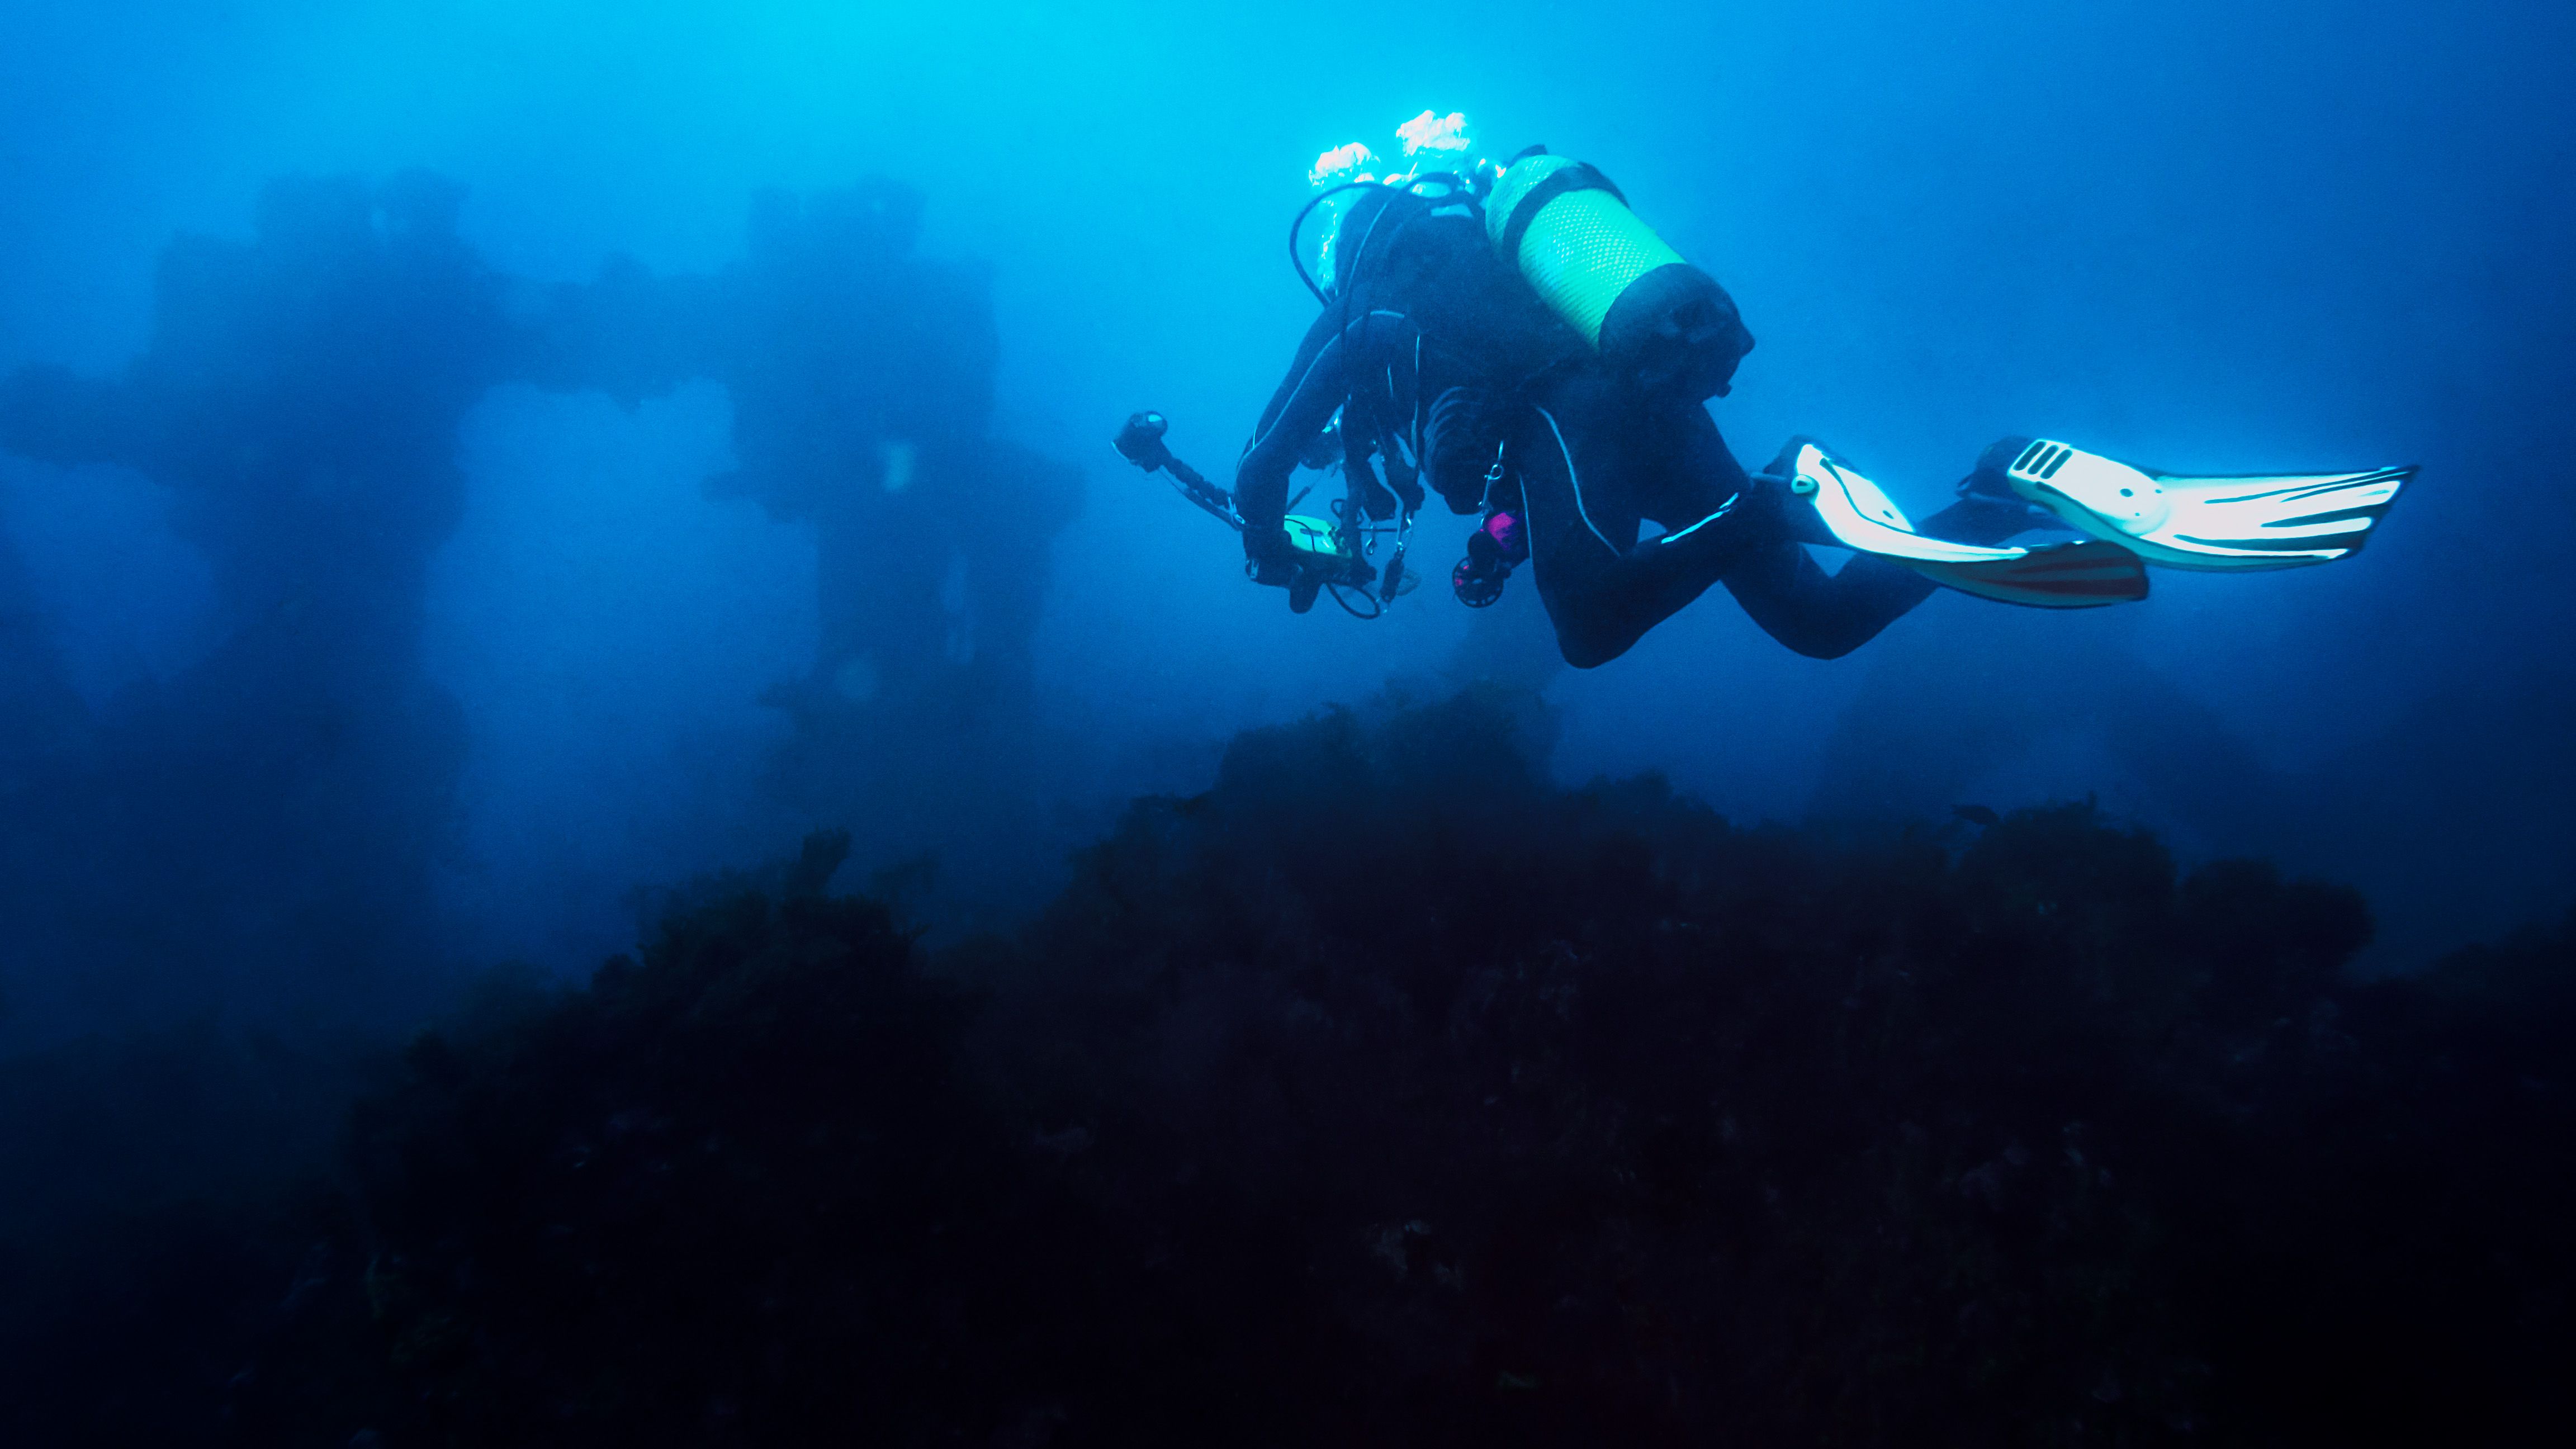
[1114,410,1411,618]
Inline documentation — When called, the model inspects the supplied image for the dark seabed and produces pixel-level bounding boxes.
[0,2,2568,1443]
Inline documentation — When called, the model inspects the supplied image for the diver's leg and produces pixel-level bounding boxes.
[1718,439,2047,660]
[1512,380,1743,668]
[1636,398,1751,535]
[1718,535,1939,660]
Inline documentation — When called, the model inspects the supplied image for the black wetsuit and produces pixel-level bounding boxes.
[1237,193,2018,666]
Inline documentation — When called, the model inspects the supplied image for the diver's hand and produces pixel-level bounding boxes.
[1936,437,2065,545]
[1243,524,1324,612]
[1244,521,1297,581]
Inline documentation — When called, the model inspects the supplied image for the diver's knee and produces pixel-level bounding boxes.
[1537,579,1648,668]
[1775,621,1877,660]
[1555,625,1637,670]
[1559,643,1612,670]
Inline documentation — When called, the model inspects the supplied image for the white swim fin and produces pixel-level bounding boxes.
[1789,442,2147,608]
[2001,439,2413,570]
[1794,442,2030,565]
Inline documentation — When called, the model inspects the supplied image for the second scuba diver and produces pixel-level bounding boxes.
[1160,113,2412,666]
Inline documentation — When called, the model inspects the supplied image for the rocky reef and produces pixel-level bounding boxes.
[4,688,2569,1444]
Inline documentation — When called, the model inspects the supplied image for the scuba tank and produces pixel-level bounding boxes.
[1484,151,1754,401]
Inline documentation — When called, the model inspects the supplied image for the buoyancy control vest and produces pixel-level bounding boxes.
[1483,153,1754,401]
[1309,190,1582,512]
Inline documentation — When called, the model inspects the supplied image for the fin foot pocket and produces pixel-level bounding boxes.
[1792,443,2037,566]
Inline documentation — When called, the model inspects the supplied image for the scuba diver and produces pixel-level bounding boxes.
[1120,114,2412,665]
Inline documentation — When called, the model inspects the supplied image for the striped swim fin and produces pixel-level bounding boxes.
[1902,540,2149,608]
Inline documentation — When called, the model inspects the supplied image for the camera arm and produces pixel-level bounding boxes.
[1113,411,1244,532]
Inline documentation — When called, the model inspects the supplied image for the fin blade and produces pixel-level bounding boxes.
[2142,463,2414,567]
[1905,540,2148,608]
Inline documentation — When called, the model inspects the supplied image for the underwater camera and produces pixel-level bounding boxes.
[1114,409,1404,618]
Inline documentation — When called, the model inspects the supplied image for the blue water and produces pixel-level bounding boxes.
[1,0,2569,1014]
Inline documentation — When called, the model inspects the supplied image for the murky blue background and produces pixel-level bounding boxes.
[3,0,2570,1038]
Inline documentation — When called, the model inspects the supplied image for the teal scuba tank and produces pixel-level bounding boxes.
[1483,152,1754,400]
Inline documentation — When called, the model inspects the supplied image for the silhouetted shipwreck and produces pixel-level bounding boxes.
[0,172,1078,1034]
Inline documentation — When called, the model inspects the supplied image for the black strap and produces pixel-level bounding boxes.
[1497,162,1625,265]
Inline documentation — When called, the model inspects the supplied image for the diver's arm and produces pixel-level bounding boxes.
[1245,306,1340,457]
[1235,310,1349,555]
